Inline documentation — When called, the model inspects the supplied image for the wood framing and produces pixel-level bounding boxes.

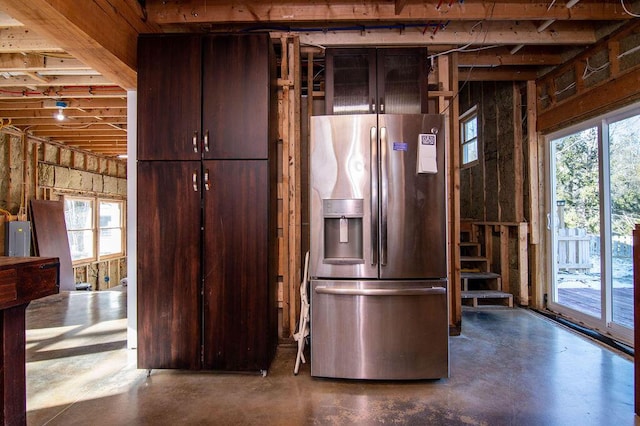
[0,0,160,89]
[434,54,462,334]
[277,36,302,339]
[147,1,629,24]
[537,19,640,133]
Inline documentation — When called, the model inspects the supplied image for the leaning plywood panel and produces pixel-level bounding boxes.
[29,200,74,291]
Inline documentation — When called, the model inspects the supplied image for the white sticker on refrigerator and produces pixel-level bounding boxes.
[417,133,437,174]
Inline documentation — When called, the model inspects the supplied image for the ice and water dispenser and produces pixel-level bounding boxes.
[322,199,364,264]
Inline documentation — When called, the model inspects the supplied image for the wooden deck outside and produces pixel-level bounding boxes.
[557,287,633,329]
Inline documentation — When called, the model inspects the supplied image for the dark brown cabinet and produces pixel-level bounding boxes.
[137,35,202,161]
[137,34,277,372]
[325,48,429,115]
[136,161,202,369]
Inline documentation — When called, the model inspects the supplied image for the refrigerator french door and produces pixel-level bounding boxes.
[309,113,449,380]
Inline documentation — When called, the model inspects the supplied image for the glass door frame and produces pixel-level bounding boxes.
[546,103,638,346]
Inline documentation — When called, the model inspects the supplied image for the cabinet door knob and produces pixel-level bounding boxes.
[370,98,376,113]
[192,171,199,192]
[204,130,210,153]
[192,131,199,153]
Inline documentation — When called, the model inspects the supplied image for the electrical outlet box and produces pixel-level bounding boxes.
[5,221,31,256]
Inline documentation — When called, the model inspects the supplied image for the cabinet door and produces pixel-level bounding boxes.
[325,48,428,115]
[325,48,376,115]
[377,48,428,114]
[202,160,270,370]
[202,35,270,159]
[137,161,202,369]
[137,35,202,160]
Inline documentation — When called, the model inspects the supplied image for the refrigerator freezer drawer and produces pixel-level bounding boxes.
[311,280,449,380]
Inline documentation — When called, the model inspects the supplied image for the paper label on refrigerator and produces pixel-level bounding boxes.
[420,134,436,146]
[393,142,408,152]
[417,133,438,174]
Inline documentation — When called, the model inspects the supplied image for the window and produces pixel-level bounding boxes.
[460,107,478,166]
[64,197,125,262]
[99,201,123,256]
[65,198,95,262]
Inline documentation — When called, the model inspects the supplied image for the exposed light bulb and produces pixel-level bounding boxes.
[55,108,65,121]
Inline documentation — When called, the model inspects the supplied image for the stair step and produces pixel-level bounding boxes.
[461,271,502,292]
[462,290,513,307]
[460,256,489,262]
[461,272,501,280]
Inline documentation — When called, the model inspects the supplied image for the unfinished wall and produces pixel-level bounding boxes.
[459,81,523,223]
[0,130,127,291]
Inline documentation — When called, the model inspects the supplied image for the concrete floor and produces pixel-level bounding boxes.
[24,289,636,425]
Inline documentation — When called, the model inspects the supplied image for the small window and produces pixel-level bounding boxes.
[64,197,125,262]
[64,198,95,262]
[99,200,124,257]
[460,107,478,166]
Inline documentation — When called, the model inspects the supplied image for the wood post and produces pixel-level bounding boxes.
[277,36,301,339]
[437,54,461,334]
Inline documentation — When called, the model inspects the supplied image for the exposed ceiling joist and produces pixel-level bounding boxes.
[290,21,598,47]
[0,53,90,72]
[0,27,63,52]
[0,108,127,119]
[0,86,127,100]
[0,97,126,106]
[0,0,161,90]
[147,0,631,23]
[0,75,116,87]
[462,67,540,81]
[457,48,567,66]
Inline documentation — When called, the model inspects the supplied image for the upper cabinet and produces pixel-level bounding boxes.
[137,35,202,161]
[138,34,274,161]
[325,48,429,115]
[202,35,273,160]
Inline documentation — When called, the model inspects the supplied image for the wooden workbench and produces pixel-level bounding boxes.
[0,256,59,425]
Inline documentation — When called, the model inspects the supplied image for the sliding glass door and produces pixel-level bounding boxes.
[607,114,640,332]
[549,106,639,344]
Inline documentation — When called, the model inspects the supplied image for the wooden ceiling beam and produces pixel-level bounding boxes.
[290,21,597,47]
[46,135,126,142]
[0,108,127,119]
[458,48,565,66]
[147,0,631,23]
[0,86,127,100]
[0,53,90,72]
[0,0,162,90]
[0,27,63,52]
[0,98,127,109]
[28,124,126,133]
[461,67,540,81]
[65,143,127,149]
[0,75,115,87]
[8,116,127,126]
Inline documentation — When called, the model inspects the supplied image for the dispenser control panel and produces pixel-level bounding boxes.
[323,199,363,218]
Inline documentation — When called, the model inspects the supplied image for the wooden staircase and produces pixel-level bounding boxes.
[460,223,513,307]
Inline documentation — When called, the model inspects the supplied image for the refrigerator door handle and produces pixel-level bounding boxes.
[315,286,446,296]
[370,126,378,266]
[380,126,388,266]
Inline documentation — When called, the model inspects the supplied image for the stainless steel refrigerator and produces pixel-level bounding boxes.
[309,113,449,380]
